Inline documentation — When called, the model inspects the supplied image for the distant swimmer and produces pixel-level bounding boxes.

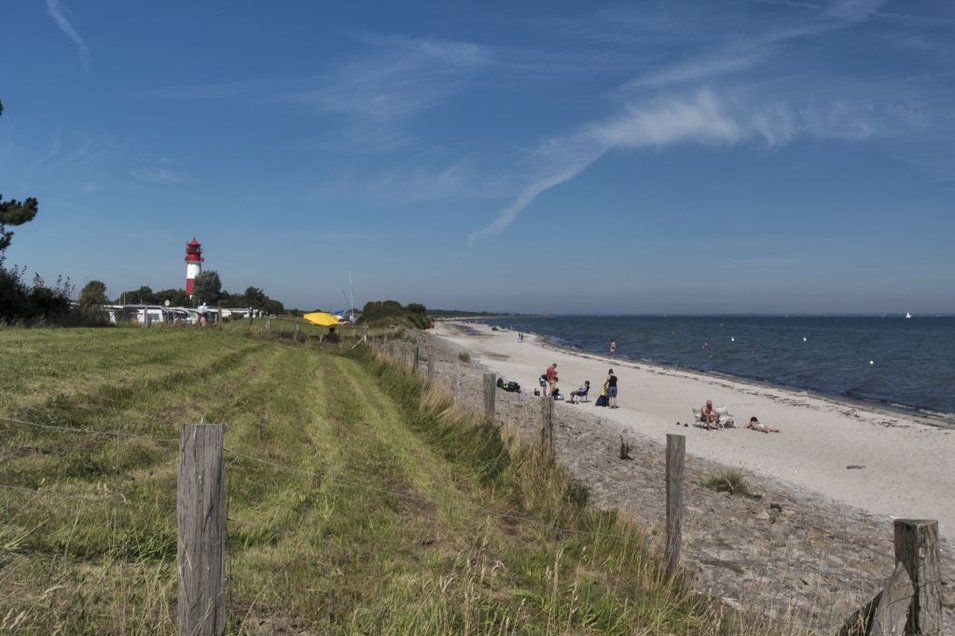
[609,339,616,357]
[803,336,807,342]
[703,341,709,349]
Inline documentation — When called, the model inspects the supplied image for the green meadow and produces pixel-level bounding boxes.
[0,324,760,634]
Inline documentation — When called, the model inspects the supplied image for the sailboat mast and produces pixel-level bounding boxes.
[348,271,355,321]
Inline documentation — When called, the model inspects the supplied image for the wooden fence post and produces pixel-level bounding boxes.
[665,434,685,576]
[178,424,226,636]
[293,322,299,342]
[540,396,554,455]
[483,373,496,421]
[894,519,942,634]
[414,346,420,373]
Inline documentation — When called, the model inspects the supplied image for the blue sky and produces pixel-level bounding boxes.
[1,0,953,313]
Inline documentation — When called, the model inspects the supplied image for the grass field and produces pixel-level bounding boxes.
[0,324,758,634]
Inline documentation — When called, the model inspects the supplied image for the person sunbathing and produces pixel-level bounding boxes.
[700,400,721,429]
[745,416,780,433]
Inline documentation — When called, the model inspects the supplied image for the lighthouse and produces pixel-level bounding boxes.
[184,238,204,298]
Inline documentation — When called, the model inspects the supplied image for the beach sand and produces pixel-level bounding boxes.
[434,321,955,543]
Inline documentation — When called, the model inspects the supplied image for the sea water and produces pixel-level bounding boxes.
[475,315,955,421]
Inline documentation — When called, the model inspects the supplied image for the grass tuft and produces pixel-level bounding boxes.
[702,467,761,499]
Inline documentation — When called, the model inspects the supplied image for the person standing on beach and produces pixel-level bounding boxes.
[606,368,618,408]
[609,339,616,357]
[545,363,558,396]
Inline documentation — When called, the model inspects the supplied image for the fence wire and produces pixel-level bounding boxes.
[0,414,177,444]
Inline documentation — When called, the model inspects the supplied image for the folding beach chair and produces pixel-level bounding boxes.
[715,406,736,428]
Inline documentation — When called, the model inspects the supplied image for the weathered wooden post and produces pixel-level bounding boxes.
[265,319,271,333]
[894,519,942,634]
[177,423,225,636]
[665,434,685,576]
[413,346,420,373]
[483,373,496,421]
[540,396,554,455]
[293,322,299,342]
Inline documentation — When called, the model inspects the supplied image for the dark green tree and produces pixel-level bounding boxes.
[78,280,109,323]
[154,288,190,307]
[0,100,39,259]
[263,299,284,316]
[243,286,267,308]
[117,285,157,304]
[192,270,222,305]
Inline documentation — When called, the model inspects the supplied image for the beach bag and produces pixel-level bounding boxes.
[595,394,608,407]
[505,381,520,393]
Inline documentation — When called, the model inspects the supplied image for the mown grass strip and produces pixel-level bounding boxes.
[0,328,764,634]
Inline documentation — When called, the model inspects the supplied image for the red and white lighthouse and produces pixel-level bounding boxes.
[184,238,204,298]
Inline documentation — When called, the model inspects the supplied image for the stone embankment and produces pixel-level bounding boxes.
[375,328,953,633]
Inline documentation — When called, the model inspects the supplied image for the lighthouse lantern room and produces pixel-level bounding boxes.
[184,238,204,297]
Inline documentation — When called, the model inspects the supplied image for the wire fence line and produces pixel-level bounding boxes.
[0,414,178,444]
[4,360,946,630]
[1,411,931,577]
[0,482,133,504]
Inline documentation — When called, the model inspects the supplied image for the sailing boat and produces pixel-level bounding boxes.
[905,311,912,319]
[335,273,357,324]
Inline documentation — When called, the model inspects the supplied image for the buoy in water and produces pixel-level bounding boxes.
[869,360,874,366]
[731,337,735,342]
[803,336,807,342]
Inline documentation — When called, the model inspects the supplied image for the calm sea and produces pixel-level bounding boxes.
[474,316,955,421]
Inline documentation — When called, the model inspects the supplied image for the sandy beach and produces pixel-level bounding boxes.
[434,321,955,543]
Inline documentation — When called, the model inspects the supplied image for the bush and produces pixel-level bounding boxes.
[0,266,73,324]
[702,467,760,498]
[358,300,430,329]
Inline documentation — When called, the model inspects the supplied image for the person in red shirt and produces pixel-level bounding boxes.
[545,363,558,396]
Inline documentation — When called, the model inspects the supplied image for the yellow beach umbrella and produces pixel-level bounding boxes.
[302,311,341,327]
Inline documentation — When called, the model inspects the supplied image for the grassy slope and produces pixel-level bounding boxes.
[0,326,746,634]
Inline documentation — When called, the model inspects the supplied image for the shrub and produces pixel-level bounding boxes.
[0,266,73,324]
[702,467,760,498]
[458,351,470,363]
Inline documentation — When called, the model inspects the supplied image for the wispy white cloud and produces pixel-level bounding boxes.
[467,89,899,246]
[278,35,488,147]
[27,136,62,172]
[364,160,511,203]
[130,164,185,184]
[46,0,89,70]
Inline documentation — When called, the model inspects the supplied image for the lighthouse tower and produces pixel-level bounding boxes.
[184,238,204,298]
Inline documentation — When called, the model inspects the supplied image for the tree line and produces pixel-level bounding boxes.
[110,271,285,315]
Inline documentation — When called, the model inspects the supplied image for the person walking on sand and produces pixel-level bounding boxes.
[545,363,558,396]
[745,416,780,433]
[609,339,616,357]
[606,368,618,408]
